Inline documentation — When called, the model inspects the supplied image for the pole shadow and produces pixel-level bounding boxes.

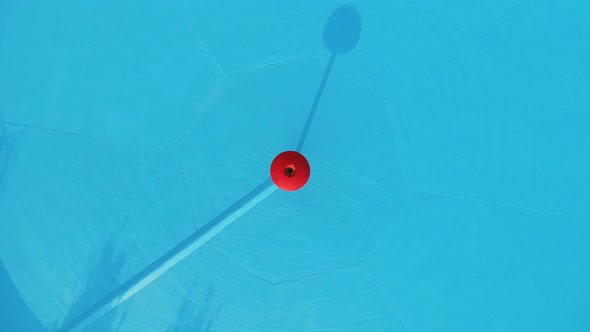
[0,32,40,330]
[0,109,21,204]
[0,28,18,202]
[296,5,362,152]
[0,114,9,201]
[0,34,23,205]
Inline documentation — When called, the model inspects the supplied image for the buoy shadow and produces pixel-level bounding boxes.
[296,6,362,152]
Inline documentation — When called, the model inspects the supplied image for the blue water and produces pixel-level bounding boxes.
[1,1,589,331]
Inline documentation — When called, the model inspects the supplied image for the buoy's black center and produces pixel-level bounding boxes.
[284,165,296,177]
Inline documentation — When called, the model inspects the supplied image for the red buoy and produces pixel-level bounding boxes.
[270,151,310,191]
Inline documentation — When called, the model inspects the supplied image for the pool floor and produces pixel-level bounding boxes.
[1,1,589,331]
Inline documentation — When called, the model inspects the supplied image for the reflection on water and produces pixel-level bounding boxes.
[55,241,129,331]
[167,283,222,332]
[0,260,45,331]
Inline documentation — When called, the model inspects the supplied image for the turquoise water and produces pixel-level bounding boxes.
[1,1,589,331]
